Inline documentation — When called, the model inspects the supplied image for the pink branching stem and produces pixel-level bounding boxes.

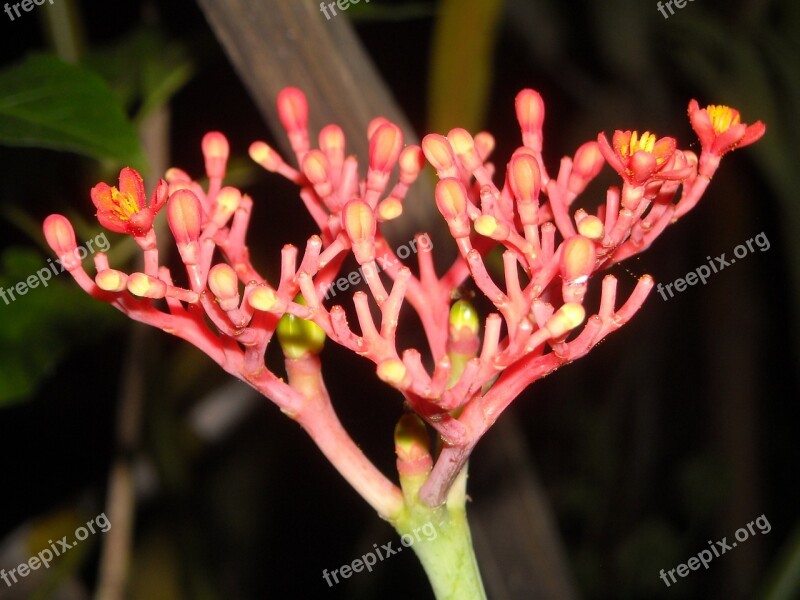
[373,236,450,359]
[419,273,654,507]
[673,173,712,220]
[48,90,763,520]
[284,355,404,519]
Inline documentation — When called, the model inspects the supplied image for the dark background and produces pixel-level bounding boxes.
[0,0,797,598]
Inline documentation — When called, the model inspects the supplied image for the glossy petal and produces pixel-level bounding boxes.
[118,167,145,205]
[688,100,766,156]
[90,168,157,236]
[600,130,679,186]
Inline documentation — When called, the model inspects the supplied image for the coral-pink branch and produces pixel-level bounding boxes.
[44,88,763,514]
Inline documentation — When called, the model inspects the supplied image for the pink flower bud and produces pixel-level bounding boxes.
[212,186,241,227]
[474,215,510,240]
[508,154,541,203]
[544,303,585,338]
[447,128,481,171]
[515,89,545,134]
[208,263,240,311]
[398,145,424,185]
[168,189,202,261]
[277,87,308,135]
[474,132,495,160]
[568,141,604,193]
[435,178,471,238]
[202,132,229,179]
[319,124,345,158]
[343,199,376,243]
[165,167,191,184]
[343,200,376,264]
[369,122,403,173]
[302,149,329,185]
[560,236,596,282]
[422,134,456,173]
[377,197,403,221]
[95,269,128,292]
[43,214,80,270]
[249,141,283,172]
[127,272,167,299]
[248,286,280,313]
[575,213,604,241]
[367,117,390,140]
[435,178,467,220]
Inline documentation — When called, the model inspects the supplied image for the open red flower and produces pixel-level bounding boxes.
[688,100,766,156]
[91,167,167,236]
[598,130,691,186]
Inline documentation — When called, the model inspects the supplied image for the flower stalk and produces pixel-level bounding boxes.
[393,415,486,599]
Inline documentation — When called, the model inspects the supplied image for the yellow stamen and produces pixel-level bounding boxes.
[706,105,740,135]
[110,188,140,222]
[622,131,657,158]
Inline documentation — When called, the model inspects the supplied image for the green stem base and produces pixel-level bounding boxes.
[392,468,486,600]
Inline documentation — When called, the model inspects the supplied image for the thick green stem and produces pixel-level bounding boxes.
[392,467,486,600]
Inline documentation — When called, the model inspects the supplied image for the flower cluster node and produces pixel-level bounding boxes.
[45,87,764,508]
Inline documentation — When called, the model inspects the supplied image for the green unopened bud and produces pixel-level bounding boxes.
[448,301,480,387]
[277,294,326,359]
[395,414,432,497]
[395,414,432,466]
[449,299,480,340]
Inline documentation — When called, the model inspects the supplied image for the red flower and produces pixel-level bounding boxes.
[688,100,766,156]
[91,167,167,236]
[598,130,691,186]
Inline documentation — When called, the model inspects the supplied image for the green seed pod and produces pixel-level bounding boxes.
[277,294,326,359]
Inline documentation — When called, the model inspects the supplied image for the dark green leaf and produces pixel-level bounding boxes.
[0,54,146,169]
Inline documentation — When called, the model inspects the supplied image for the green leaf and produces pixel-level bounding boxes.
[0,54,146,169]
[0,247,121,406]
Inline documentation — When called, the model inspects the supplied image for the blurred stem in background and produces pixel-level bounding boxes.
[427,0,504,133]
[39,0,84,63]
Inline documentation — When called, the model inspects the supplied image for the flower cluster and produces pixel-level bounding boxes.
[43,90,764,513]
